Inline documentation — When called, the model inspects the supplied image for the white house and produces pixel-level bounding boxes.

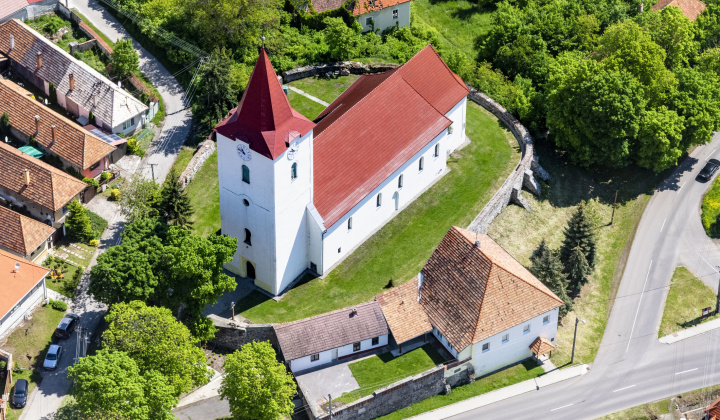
[215,45,469,296]
[307,0,411,33]
[376,226,564,377]
[0,249,49,340]
[274,301,389,373]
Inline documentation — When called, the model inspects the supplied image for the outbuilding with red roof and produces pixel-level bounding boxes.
[0,249,49,339]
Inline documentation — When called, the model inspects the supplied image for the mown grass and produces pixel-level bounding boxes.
[44,259,81,299]
[658,266,719,338]
[701,176,720,237]
[488,144,665,366]
[377,359,544,420]
[288,75,359,104]
[238,102,517,323]
[0,306,67,370]
[170,146,196,176]
[3,369,42,420]
[287,90,327,120]
[185,150,220,237]
[337,345,447,404]
[596,399,670,420]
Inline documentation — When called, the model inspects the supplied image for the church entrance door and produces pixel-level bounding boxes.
[246,261,256,279]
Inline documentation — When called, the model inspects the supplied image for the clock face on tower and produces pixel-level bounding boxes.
[287,141,299,160]
[237,144,251,161]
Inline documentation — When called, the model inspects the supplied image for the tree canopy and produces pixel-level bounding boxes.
[111,38,140,79]
[65,198,94,242]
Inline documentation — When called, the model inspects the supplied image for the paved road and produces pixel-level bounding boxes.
[69,0,194,185]
[173,396,231,420]
[443,134,720,419]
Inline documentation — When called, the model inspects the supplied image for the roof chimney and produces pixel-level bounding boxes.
[51,125,56,144]
[36,51,42,70]
[351,308,358,316]
[35,115,40,134]
[24,169,30,186]
[475,240,481,248]
[9,35,14,51]
[69,74,74,91]
[13,262,20,273]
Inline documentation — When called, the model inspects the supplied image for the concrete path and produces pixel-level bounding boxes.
[173,395,231,420]
[69,0,193,185]
[659,318,720,344]
[296,362,360,409]
[288,85,330,106]
[176,370,223,409]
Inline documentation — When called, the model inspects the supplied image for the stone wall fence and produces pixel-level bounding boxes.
[179,140,216,190]
[0,349,12,420]
[206,314,279,352]
[58,2,113,58]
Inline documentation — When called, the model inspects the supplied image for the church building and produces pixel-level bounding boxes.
[214,45,469,295]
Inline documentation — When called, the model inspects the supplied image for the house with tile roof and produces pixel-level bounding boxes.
[0,141,87,230]
[651,0,706,21]
[0,205,54,262]
[376,226,564,377]
[308,0,411,33]
[275,301,389,373]
[0,248,49,339]
[707,395,720,420]
[0,79,118,179]
[0,0,57,23]
[215,45,468,295]
[0,19,148,135]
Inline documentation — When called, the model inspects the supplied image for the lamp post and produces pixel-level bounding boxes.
[716,266,720,315]
[570,317,586,364]
[230,301,235,321]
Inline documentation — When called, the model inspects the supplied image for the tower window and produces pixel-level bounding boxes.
[376,193,382,207]
[348,217,353,230]
[434,144,440,157]
[398,174,403,189]
[419,157,424,172]
[291,162,298,180]
[244,229,252,245]
[242,165,250,184]
[243,199,249,207]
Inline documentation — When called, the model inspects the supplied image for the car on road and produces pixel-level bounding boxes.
[43,344,63,370]
[53,313,80,339]
[698,159,720,181]
[12,378,28,408]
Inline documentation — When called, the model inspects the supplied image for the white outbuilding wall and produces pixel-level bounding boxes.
[0,278,46,340]
[288,334,388,373]
[357,1,411,33]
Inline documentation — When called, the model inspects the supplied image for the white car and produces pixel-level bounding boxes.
[43,344,62,370]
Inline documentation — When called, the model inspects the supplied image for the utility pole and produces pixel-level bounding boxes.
[716,266,720,315]
[610,190,618,225]
[148,163,157,183]
[328,394,333,419]
[230,301,235,321]
[571,317,586,364]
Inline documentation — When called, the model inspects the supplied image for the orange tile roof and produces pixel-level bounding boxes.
[352,0,412,16]
[0,141,87,211]
[311,0,346,13]
[0,249,48,318]
[0,206,54,257]
[376,277,432,343]
[529,336,556,357]
[419,226,564,351]
[707,395,720,420]
[652,0,706,21]
[0,79,116,170]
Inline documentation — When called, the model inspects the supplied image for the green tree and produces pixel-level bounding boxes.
[197,47,240,122]
[220,341,295,420]
[119,173,161,221]
[636,106,685,172]
[68,350,177,420]
[672,67,720,151]
[0,112,9,134]
[566,245,590,294]
[698,48,720,77]
[639,7,698,69]
[159,167,194,227]
[102,301,211,396]
[49,82,57,104]
[529,239,572,317]
[65,198,94,242]
[111,39,140,79]
[323,17,361,61]
[560,202,597,270]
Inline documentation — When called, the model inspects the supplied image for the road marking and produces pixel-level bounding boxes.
[550,404,574,411]
[613,385,636,393]
[660,218,667,232]
[680,181,687,190]
[708,148,718,161]
[675,368,698,375]
[627,259,653,353]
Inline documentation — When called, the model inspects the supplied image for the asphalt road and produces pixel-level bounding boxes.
[446,134,720,419]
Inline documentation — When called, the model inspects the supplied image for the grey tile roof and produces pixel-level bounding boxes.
[274,301,388,361]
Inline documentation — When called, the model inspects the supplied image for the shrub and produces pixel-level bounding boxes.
[49,299,68,312]
[101,171,112,181]
[83,177,100,188]
[109,188,121,201]
[702,179,720,237]
[89,111,96,126]
[87,210,108,239]
[0,360,6,370]
[89,239,100,247]
[127,138,140,155]
[45,254,55,266]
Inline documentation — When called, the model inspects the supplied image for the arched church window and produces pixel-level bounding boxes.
[242,165,250,184]
[291,163,298,181]
[244,228,252,245]
[377,193,382,207]
[419,157,424,172]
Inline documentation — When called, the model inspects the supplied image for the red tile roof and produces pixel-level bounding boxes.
[529,337,556,357]
[375,277,432,343]
[0,206,54,257]
[352,0,412,16]
[313,45,468,227]
[419,226,564,351]
[0,0,28,20]
[311,0,346,13]
[0,249,48,318]
[214,49,315,160]
[652,0,706,21]
[708,396,720,420]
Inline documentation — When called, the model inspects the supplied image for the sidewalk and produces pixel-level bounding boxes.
[288,85,330,106]
[408,364,589,420]
[659,318,720,344]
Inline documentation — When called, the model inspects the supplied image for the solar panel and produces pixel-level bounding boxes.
[89,128,123,144]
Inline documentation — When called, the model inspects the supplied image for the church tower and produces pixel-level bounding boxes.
[214,49,316,295]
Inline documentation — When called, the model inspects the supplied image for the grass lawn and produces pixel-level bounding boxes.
[702,176,720,237]
[596,399,670,420]
[136,128,156,155]
[658,266,719,338]
[185,150,220,237]
[52,238,95,268]
[0,306,67,370]
[337,345,446,404]
[3,369,42,420]
[170,146,196,176]
[238,102,517,323]
[487,143,666,366]
[287,90,327,120]
[377,359,544,420]
[288,75,359,104]
[43,259,81,299]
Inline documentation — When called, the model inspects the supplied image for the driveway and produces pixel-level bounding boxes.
[69,0,194,185]
[296,362,360,410]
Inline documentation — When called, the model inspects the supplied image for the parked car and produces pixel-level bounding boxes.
[12,378,28,408]
[698,159,720,181]
[53,313,80,339]
[43,344,63,370]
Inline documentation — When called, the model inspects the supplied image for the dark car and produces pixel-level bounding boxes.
[698,159,720,181]
[53,313,80,339]
[12,378,28,408]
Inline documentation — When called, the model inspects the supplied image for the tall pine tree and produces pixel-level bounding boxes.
[560,202,597,269]
[160,168,194,228]
[566,245,590,294]
[530,239,572,317]
[65,198,94,242]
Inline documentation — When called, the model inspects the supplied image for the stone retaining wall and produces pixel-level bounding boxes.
[179,140,216,190]
[281,61,399,83]
[206,314,279,351]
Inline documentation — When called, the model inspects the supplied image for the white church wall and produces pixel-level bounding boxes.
[321,120,452,272]
[306,204,325,274]
[470,307,559,376]
[444,97,468,154]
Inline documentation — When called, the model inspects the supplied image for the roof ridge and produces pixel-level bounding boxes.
[277,300,378,327]
[421,44,468,93]
[397,72,452,121]
[19,215,30,255]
